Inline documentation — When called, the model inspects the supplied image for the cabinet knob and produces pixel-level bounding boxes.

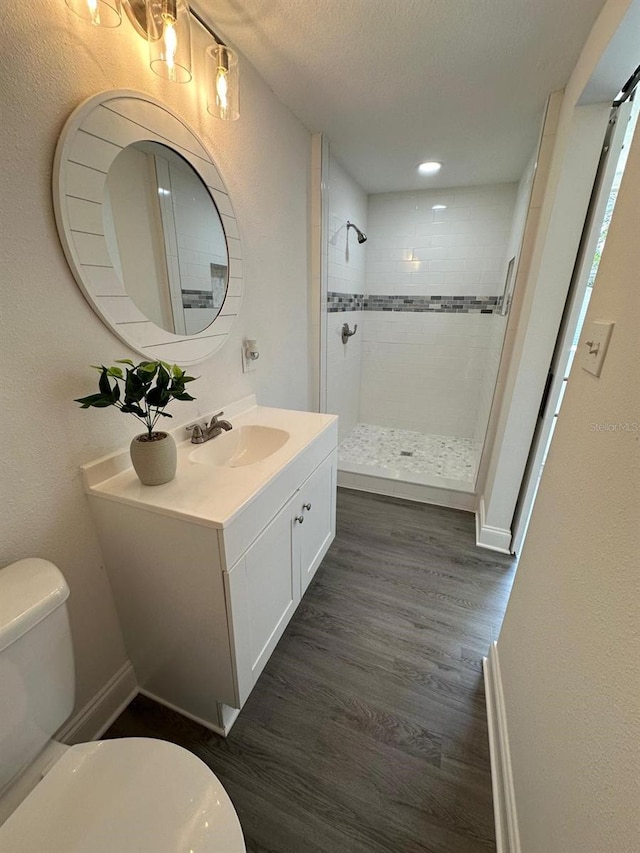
[303,502,312,512]
[295,515,305,524]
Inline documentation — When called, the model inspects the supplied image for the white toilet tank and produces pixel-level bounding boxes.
[0,559,75,794]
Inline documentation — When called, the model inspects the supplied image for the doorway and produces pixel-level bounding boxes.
[511,84,639,554]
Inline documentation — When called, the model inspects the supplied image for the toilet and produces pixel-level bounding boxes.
[0,558,246,852]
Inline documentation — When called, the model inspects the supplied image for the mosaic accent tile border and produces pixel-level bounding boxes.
[327,291,502,314]
[182,289,214,309]
[365,294,501,313]
[327,292,365,312]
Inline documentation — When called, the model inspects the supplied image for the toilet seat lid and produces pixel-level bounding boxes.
[0,737,245,853]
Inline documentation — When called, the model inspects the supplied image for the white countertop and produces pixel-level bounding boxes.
[81,397,337,529]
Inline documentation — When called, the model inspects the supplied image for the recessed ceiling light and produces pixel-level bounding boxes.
[418,161,442,175]
[432,204,447,210]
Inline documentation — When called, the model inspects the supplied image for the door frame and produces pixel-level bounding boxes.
[510,99,634,554]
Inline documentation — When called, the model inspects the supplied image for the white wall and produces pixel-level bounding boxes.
[495,91,640,853]
[504,152,538,291]
[325,156,367,440]
[360,185,516,439]
[481,100,611,545]
[471,314,508,443]
[0,1,311,717]
[479,0,634,544]
[475,151,537,457]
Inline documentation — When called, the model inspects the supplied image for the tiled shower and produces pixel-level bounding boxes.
[324,152,532,497]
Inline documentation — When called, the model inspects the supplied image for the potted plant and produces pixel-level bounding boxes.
[75,359,197,486]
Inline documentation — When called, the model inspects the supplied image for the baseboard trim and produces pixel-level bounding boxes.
[476,496,512,553]
[483,642,521,853]
[57,661,138,745]
[138,689,239,737]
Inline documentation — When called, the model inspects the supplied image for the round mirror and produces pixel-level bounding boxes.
[104,141,229,336]
[53,90,243,365]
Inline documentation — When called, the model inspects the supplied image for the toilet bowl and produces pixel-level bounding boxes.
[0,558,245,852]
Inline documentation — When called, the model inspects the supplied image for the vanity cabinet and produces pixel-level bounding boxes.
[84,409,337,736]
[225,454,336,706]
[298,454,335,593]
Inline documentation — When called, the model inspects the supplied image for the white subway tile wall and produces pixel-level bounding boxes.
[366,184,517,297]
[164,159,228,334]
[359,311,494,438]
[326,310,364,441]
[325,175,521,472]
[358,184,517,443]
[473,313,509,441]
[325,157,368,438]
[172,170,228,290]
[329,214,367,296]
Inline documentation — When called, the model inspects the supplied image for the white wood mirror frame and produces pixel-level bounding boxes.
[53,89,243,365]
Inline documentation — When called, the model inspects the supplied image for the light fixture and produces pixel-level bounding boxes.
[206,43,239,121]
[65,0,122,27]
[123,1,241,118]
[146,0,192,83]
[418,161,442,175]
[122,0,147,36]
[432,204,447,210]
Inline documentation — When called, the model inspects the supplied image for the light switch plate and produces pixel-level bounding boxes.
[581,321,614,378]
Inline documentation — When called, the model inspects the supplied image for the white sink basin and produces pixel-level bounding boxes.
[189,425,290,468]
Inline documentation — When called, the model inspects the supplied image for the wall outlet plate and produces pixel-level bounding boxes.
[581,320,614,378]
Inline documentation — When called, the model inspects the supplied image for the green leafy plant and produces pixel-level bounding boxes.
[75,359,197,440]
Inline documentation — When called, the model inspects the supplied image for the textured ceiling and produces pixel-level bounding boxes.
[194,0,610,192]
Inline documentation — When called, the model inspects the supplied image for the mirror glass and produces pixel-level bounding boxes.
[103,141,229,336]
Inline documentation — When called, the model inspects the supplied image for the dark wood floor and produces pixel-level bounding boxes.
[106,489,516,853]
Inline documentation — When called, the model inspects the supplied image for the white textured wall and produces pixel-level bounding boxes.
[325,156,367,439]
[496,98,640,853]
[360,185,516,439]
[0,1,310,714]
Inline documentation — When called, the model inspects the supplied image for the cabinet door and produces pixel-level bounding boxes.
[297,450,337,593]
[225,495,300,707]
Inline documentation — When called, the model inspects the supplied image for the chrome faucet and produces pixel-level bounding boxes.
[186,411,233,444]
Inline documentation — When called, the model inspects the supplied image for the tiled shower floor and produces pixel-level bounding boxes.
[338,423,482,486]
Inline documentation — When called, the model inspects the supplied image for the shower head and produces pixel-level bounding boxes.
[347,221,367,244]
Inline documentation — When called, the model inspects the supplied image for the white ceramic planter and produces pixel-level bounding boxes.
[129,432,177,486]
